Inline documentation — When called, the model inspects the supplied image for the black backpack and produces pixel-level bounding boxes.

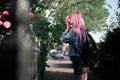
[82,32,98,67]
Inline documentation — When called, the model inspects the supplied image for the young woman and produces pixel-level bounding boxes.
[60,11,89,80]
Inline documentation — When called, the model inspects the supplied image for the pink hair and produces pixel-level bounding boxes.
[70,11,87,42]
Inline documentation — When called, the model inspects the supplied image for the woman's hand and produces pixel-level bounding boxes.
[65,16,72,32]
[65,24,71,32]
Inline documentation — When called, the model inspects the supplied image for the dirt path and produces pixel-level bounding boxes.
[44,56,101,80]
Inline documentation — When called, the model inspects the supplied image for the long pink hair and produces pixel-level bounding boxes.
[70,11,87,42]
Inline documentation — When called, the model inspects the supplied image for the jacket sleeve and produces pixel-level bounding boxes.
[60,29,76,44]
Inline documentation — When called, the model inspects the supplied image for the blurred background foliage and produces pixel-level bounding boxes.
[96,0,120,80]
[30,0,109,49]
[0,0,109,48]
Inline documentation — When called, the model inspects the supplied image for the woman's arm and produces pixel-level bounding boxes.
[60,28,75,43]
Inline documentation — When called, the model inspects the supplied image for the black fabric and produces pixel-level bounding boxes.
[83,32,98,67]
[72,31,98,67]
[70,56,89,75]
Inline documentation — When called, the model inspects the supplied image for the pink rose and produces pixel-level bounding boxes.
[3,21,11,28]
[29,12,35,19]
[0,21,3,25]
[0,15,2,19]
[2,11,9,16]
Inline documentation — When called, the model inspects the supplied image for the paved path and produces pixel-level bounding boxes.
[44,55,101,80]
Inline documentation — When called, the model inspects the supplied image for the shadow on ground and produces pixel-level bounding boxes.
[44,71,74,80]
[44,55,102,80]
